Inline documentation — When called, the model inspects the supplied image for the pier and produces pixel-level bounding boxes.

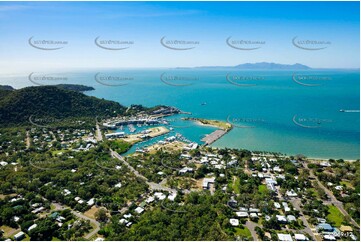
[201,129,228,145]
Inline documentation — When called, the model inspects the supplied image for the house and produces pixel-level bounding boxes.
[273,166,282,173]
[277,233,293,241]
[180,154,192,160]
[286,190,298,197]
[146,196,155,203]
[179,167,193,174]
[168,193,177,201]
[154,192,166,200]
[276,215,287,223]
[317,218,327,223]
[250,213,258,219]
[294,234,307,241]
[0,161,8,166]
[239,207,248,212]
[114,182,122,188]
[63,189,71,196]
[323,235,336,241]
[267,183,277,192]
[227,159,238,167]
[335,186,343,191]
[135,207,144,214]
[287,215,297,222]
[119,218,128,224]
[87,198,95,206]
[229,218,239,226]
[13,216,20,222]
[31,207,44,214]
[28,224,37,231]
[105,132,125,139]
[320,161,331,167]
[236,212,249,218]
[317,223,334,232]
[274,202,281,209]
[14,231,25,241]
[123,213,132,219]
[49,212,59,219]
[202,177,215,189]
[249,208,260,213]
[340,225,353,233]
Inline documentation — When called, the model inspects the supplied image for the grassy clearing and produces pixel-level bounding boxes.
[327,205,345,227]
[258,184,268,194]
[340,180,354,189]
[235,227,252,240]
[233,176,241,194]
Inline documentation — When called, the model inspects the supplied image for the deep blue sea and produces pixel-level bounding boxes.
[2,69,360,159]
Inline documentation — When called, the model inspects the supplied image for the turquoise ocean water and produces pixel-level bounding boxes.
[2,69,359,159]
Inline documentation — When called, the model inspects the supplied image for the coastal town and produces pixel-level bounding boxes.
[0,109,359,241]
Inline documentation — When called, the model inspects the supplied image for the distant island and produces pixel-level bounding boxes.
[177,62,311,70]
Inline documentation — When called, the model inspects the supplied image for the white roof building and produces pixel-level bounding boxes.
[168,193,177,201]
[229,218,239,226]
[286,190,298,197]
[135,207,144,214]
[277,233,293,241]
[274,202,281,209]
[87,198,95,206]
[14,231,25,241]
[202,177,216,189]
[236,212,249,218]
[287,215,297,222]
[154,192,166,200]
[323,235,336,241]
[276,215,287,223]
[294,234,307,241]
[146,196,155,203]
[28,224,37,231]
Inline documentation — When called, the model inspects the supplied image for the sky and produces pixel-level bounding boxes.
[0,1,359,74]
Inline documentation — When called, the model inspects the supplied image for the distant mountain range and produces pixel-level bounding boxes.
[178,62,311,70]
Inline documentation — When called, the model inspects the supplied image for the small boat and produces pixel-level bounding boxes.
[201,102,207,106]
